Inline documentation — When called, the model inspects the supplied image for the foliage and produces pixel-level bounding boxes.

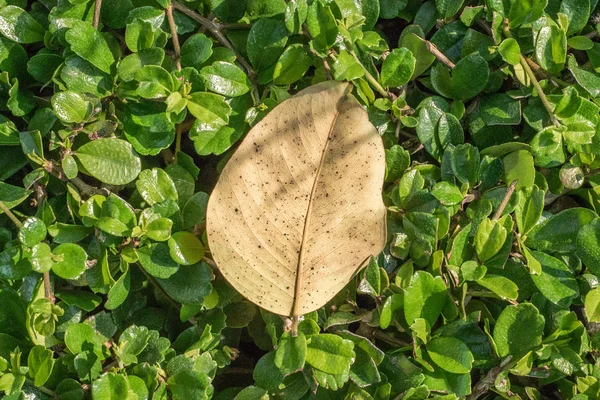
[0,0,599,399]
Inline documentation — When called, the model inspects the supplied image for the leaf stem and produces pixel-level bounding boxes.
[165,4,182,71]
[350,50,391,99]
[467,356,513,400]
[493,180,518,220]
[93,0,102,29]
[0,201,22,227]
[502,21,560,126]
[44,272,55,304]
[413,34,455,68]
[25,378,57,398]
[172,1,256,79]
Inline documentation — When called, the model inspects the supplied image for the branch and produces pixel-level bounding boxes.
[493,180,518,220]
[47,164,106,197]
[43,273,55,304]
[467,356,513,400]
[413,34,455,68]
[502,21,560,127]
[165,4,182,71]
[93,0,102,29]
[171,1,256,79]
[349,50,392,99]
[0,200,22,228]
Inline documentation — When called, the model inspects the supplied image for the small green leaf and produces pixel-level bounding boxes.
[273,44,313,85]
[527,208,597,252]
[136,168,178,206]
[137,242,180,279]
[91,372,130,400]
[275,331,307,376]
[52,243,87,280]
[380,48,416,88]
[18,217,46,247]
[200,61,251,97]
[75,138,142,185]
[247,18,288,71]
[51,91,90,124]
[168,231,205,265]
[404,271,447,327]
[498,38,520,66]
[474,218,507,263]
[426,337,473,374]
[0,6,45,43]
[585,287,600,322]
[493,303,544,357]
[65,21,115,74]
[305,334,355,375]
[180,33,213,68]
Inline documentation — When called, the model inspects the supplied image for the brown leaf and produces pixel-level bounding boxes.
[207,81,387,318]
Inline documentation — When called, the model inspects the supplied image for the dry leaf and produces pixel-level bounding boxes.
[207,81,386,319]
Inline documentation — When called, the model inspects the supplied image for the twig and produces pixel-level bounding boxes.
[349,50,392,99]
[372,330,412,348]
[413,34,455,68]
[502,20,560,127]
[47,165,106,197]
[165,4,182,71]
[525,58,569,87]
[93,0,102,29]
[0,201,22,227]
[171,1,256,79]
[43,273,55,304]
[467,356,513,400]
[493,180,518,220]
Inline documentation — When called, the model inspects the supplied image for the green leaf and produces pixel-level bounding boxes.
[135,65,174,99]
[123,101,175,156]
[105,269,130,310]
[380,48,416,88]
[426,337,473,374]
[65,21,115,74]
[576,218,600,276]
[156,261,213,304]
[431,53,489,101]
[275,331,306,376]
[91,372,130,400]
[436,0,464,19]
[527,208,597,252]
[559,0,590,35]
[118,48,165,82]
[332,50,364,81]
[568,56,600,98]
[168,231,205,265]
[498,38,520,66]
[493,303,544,357]
[75,138,141,185]
[507,0,546,28]
[18,217,46,247]
[273,44,312,85]
[137,242,180,278]
[51,91,90,124]
[200,61,251,97]
[306,0,337,53]
[136,168,178,206]
[305,334,355,375]
[585,287,600,322]
[385,145,410,182]
[404,271,447,327]
[247,18,288,71]
[27,345,54,386]
[28,243,53,273]
[180,33,213,69]
[52,243,87,280]
[474,218,507,263]
[0,182,30,213]
[61,55,113,98]
[476,274,519,300]
[431,181,463,206]
[187,92,231,127]
[0,6,45,43]
[514,186,544,236]
[503,150,535,190]
[65,323,106,358]
[535,24,566,75]
[117,325,151,365]
[530,250,579,308]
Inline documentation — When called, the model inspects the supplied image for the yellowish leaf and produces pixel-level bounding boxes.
[207,81,386,318]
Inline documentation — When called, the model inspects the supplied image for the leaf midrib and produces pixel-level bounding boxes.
[290,100,342,319]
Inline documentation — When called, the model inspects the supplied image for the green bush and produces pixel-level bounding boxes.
[1,0,600,399]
